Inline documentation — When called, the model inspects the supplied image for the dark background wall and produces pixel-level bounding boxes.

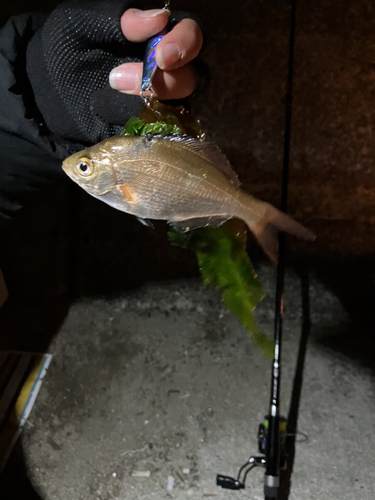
[1,0,374,356]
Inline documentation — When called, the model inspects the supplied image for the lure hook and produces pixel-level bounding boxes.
[140,88,154,106]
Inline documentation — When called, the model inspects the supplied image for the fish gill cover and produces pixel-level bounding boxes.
[122,109,274,358]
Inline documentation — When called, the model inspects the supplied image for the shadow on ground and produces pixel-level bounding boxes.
[302,254,375,374]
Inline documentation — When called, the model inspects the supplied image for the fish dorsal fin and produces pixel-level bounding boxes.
[156,135,240,186]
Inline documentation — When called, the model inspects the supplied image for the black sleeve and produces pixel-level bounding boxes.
[0,14,70,217]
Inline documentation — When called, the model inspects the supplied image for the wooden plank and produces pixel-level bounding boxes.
[0,354,31,428]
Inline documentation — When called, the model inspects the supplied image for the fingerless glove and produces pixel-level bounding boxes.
[27,0,144,145]
[26,0,203,146]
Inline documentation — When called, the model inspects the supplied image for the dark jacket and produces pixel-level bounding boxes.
[0,13,67,216]
[0,1,148,217]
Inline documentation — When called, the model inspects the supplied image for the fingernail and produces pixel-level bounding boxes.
[136,8,170,18]
[157,43,182,70]
[109,67,138,92]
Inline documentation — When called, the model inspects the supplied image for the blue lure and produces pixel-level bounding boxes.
[141,35,164,93]
[141,1,170,98]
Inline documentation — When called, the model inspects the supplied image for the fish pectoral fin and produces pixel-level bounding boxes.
[118,167,162,204]
[118,183,137,204]
[169,215,231,233]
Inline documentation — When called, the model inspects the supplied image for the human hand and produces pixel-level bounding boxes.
[27,0,205,146]
[109,8,204,100]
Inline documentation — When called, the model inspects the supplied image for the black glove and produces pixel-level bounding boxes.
[26,0,203,147]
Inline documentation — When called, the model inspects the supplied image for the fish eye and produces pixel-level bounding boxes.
[76,158,93,177]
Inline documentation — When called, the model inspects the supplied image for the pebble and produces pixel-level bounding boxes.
[131,470,151,478]
[167,476,174,491]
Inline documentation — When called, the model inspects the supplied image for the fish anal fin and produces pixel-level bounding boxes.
[170,215,231,233]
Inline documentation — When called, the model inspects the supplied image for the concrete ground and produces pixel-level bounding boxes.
[19,269,375,500]
[1,0,375,499]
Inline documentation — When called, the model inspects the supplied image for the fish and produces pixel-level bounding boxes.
[62,134,314,263]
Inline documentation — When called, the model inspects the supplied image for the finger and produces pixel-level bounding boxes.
[155,18,203,71]
[152,64,198,99]
[109,62,198,100]
[120,8,170,43]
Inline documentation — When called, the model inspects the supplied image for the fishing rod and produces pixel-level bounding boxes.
[139,0,298,496]
[216,0,298,498]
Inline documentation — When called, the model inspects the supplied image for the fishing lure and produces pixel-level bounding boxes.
[140,1,171,102]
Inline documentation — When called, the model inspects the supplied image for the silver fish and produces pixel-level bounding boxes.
[62,134,314,263]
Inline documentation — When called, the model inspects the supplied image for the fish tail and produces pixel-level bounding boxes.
[239,196,315,264]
